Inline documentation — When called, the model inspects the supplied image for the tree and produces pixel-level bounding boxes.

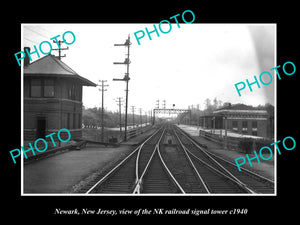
[82,106,149,128]
[213,97,218,109]
[204,98,212,111]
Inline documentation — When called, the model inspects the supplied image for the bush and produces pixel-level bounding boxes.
[238,138,273,154]
[238,138,253,153]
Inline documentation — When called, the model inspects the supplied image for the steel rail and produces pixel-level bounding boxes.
[85,127,162,194]
[135,128,164,184]
[177,127,274,184]
[197,145,275,184]
[172,128,210,193]
[133,128,185,194]
[176,126,275,185]
[156,143,186,194]
[133,145,159,194]
[174,128,254,193]
[174,126,271,193]
[133,128,166,193]
[182,143,252,193]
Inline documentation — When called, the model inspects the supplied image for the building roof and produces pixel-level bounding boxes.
[24,54,96,87]
[213,104,268,115]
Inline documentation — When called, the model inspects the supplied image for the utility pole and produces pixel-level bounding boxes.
[131,106,135,128]
[139,108,142,128]
[52,39,69,60]
[115,97,123,133]
[98,80,108,142]
[113,35,131,141]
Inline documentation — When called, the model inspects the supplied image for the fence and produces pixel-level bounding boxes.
[127,125,150,139]
[199,129,272,153]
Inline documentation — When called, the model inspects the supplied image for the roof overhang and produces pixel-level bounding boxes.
[24,73,97,87]
[23,54,97,87]
[213,109,268,115]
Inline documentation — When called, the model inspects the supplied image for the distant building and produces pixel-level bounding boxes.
[212,104,272,138]
[199,104,274,139]
[23,48,96,145]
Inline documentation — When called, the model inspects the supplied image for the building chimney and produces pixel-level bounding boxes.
[24,47,30,67]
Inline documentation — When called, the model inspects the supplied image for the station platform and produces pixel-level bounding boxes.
[23,127,156,194]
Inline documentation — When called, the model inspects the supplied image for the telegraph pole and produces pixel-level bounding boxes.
[139,108,142,128]
[98,80,108,142]
[115,97,123,133]
[113,35,131,141]
[131,106,135,128]
[52,40,69,60]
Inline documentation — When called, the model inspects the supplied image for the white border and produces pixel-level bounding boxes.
[274,23,277,195]
[21,23,277,196]
[21,24,24,194]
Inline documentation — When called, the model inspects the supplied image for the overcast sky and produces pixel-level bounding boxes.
[22,23,275,115]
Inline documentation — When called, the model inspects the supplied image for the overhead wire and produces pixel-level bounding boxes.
[23,37,39,45]
[24,26,49,39]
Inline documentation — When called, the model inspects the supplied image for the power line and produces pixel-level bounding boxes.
[23,37,39,45]
[35,26,53,36]
[24,26,49,39]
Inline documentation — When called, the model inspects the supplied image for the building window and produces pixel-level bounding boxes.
[30,78,55,98]
[44,79,55,97]
[31,78,42,97]
[252,121,258,136]
[232,121,238,131]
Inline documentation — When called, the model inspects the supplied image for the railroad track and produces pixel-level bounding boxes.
[159,127,209,193]
[84,123,274,194]
[173,125,274,194]
[159,125,250,194]
[85,126,184,194]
